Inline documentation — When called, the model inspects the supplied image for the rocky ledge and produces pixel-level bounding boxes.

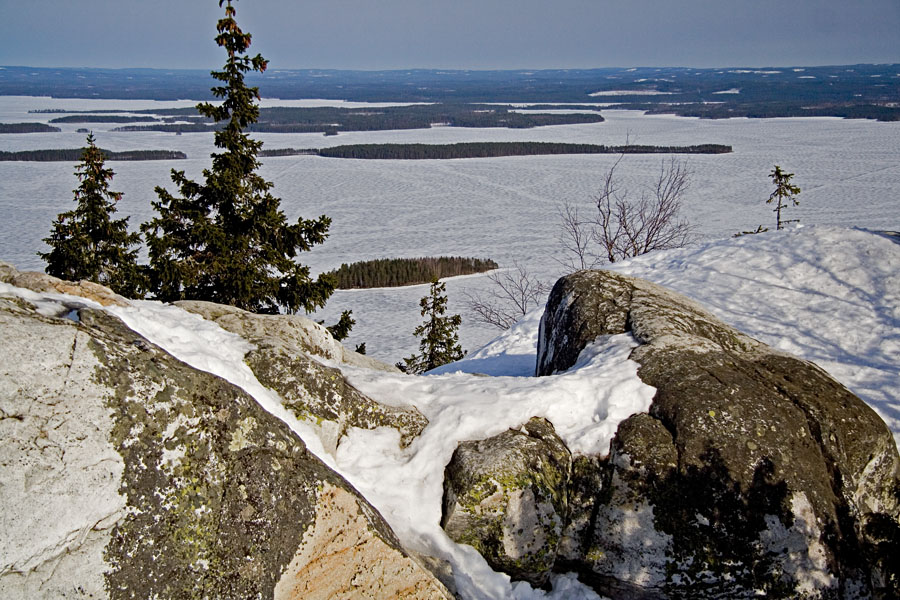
[443,270,900,599]
[0,263,451,599]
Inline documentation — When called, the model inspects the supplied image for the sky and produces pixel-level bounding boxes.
[0,0,898,71]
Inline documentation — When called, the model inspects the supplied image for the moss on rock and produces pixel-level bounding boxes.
[535,270,900,599]
[175,299,428,453]
[441,417,572,587]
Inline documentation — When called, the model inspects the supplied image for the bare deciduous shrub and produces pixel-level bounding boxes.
[464,262,549,330]
[559,156,694,268]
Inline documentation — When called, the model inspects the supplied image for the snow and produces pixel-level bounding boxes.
[760,493,835,594]
[589,90,673,96]
[105,300,335,463]
[609,226,900,449]
[5,278,639,599]
[2,95,900,597]
[108,293,650,599]
[3,224,898,599]
[4,97,899,365]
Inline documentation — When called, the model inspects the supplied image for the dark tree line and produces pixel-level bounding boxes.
[49,115,159,124]
[111,104,605,134]
[115,123,213,133]
[6,63,898,106]
[326,257,498,289]
[634,102,900,122]
[317,142,732,160]
[258,147,318,157]
[1,149,186,161]
[0,122,61,133]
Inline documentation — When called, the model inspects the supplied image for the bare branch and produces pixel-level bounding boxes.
[593,154,629,263]
[557,201,600,271]
[464,262,549,330]
[560,154,693,266]
[464,290,519,330]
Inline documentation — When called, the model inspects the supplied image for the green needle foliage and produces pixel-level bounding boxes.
[143,0,334,314]
[400,279,465,374]
[768,165,801,230]
[322,310,355,342]
[39,133,144,297]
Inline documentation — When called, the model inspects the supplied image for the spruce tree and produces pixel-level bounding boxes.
[400,279,465,374]
[39,133,144,297]
[326,310,355,342]
[143,0,334,314]
[768,165,801,230]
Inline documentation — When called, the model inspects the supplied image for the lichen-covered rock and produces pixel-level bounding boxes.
[176,300,427,452]
[536,270,900,599]
[0,294,451,599]
[175,300,397,372]
[565,414,677,599]
[0,260,129,306]
[441,417,572,587]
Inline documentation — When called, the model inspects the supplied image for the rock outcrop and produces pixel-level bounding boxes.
[0,260,128,307]
[175,300,397,373]
[442,270,899,598]
[531,270,900,599]
[176,300,427,453]
[441,417,572,587]
[0,262,425,455]
[0,292,451,599]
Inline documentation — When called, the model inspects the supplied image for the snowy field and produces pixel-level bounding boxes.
[1,94,899,363]
[2,95,900,599]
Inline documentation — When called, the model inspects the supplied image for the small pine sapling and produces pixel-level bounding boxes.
[325,310,355,341]
[400,279,465,374]
[768,165,801,230]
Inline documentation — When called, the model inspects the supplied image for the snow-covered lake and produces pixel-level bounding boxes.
[1,95,898,362]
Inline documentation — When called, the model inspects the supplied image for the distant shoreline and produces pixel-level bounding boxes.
[0,122,61,134]
[0,148,187,162]
[2,64,897,121]
[268,142,733,160]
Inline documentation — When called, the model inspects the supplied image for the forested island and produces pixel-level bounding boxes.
[0,122,61,133]
[619,102,900,122]
[259,148,318,157]
[313,142,732,160]
[0,149,187,161]
[49,115,159,124]
[110,104,605,134]
[325,257,499,289]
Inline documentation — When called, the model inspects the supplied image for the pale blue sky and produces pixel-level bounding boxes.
[1,0,898,70]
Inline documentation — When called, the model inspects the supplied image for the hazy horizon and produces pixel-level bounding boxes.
[1,0,897,72]
[3,62,899,73]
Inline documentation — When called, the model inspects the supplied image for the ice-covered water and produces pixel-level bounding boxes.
[1,95,898,362]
